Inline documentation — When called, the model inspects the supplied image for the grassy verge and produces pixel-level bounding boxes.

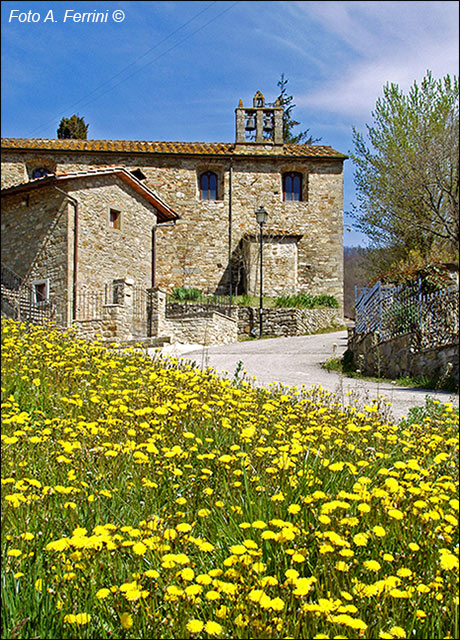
[322,353,459,394]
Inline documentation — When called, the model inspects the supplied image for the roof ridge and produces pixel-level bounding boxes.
[1,137,347,158]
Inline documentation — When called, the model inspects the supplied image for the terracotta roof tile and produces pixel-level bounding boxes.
[1,167,179,222]
[1,137,347,159]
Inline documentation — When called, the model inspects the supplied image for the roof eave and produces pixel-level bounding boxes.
[1,170,179,223]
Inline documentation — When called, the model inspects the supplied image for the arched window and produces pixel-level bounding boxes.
[283,172,302,201]
[200,171,218,200]
[31,167,51,179]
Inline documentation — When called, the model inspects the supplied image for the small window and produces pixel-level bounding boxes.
[31,167,51,179]
[200,171,218,200]
[109,208,121,229]
[283,172,303,201]
[32,280,49,305]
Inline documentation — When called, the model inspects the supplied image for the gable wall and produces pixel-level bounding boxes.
[64,174,157,295]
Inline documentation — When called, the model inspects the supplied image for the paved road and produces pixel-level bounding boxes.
[159,331,458,422]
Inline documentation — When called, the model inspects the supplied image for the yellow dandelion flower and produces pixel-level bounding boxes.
[440,553,458,571]
[416,584,430,593]
[230,544,247,555]
[261,530,276,540]
[288,504,301,514]
[187,619,204,634]
[132,542,147,555]
[363,560,381,572]
[120,612,133,630]
[144,569,160,579]
[373,525,386,537]
[270,597,285,611]
[204,620,223,636]
[181,568,195,581]
[292,553,306,563]
[353,533,368,546]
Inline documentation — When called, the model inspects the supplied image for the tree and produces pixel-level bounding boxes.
[57,114,89,139]
[277,74,321,144]
[350,71,459,278]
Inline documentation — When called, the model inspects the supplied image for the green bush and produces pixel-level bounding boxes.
[171,287,203,302]
[274,293,339,309]
[384,302,420,335]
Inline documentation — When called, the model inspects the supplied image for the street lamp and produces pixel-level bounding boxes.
[255,205,268,338]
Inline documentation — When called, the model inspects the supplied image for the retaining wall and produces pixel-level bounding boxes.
[166,301,342,337]
[348,331,459,385]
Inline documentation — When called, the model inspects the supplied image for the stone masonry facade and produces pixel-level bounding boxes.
[1,171,166,327]
[1,92,347,334]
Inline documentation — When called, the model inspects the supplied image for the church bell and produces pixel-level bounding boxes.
[245,116,256,131]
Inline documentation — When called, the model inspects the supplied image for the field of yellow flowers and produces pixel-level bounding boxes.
[1,319,458,639]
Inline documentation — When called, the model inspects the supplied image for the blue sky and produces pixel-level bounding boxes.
[2,1,459,246]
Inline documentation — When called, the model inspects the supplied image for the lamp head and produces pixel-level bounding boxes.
[255,206,268,225]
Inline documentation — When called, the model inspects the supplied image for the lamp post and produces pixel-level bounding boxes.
[255,205,268,338]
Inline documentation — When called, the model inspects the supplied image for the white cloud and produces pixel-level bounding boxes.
[290,1,459,117]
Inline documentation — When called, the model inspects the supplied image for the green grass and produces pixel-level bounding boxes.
[168,290,340,310]
[322,352,459,393]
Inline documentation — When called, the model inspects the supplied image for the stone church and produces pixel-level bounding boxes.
[1,91,346,330]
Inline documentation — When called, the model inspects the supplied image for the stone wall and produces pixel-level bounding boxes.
[165,300,342,337]
[163,311,238,346]
[244,235,299,296]
[72,304,132,342]
[1,175,159,326]
[66,175,157,295]
[1,283,54,324]
[150,289,237,345]
[348,331,459,384]
[238,306,342,337]
[1,186,70,325]
[1,147,344,314]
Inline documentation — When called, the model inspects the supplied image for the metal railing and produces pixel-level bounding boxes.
[354,278,459,349]
[166,290,234,319]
